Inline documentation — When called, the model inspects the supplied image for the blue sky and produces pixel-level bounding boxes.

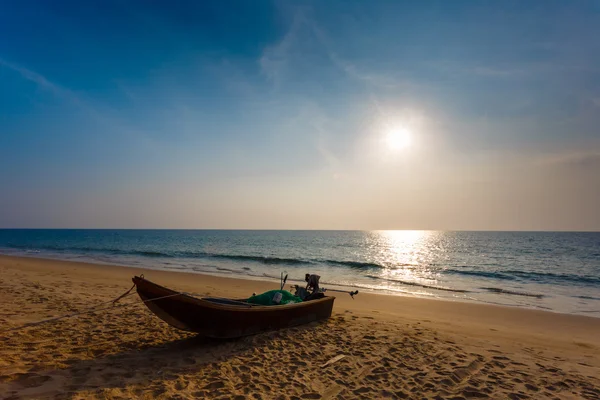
[1,0,599,229]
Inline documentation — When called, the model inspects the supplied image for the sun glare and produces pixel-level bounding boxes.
[385,127,411,150]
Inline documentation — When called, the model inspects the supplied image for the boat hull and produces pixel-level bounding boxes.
[132,276,335,338]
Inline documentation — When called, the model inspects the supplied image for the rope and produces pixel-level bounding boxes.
[111,282,136,305]
[1,289,184,334]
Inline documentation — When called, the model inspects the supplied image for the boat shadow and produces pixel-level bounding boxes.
[5,321,333,398]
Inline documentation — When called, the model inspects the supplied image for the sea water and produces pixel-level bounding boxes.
[1,230,598,316]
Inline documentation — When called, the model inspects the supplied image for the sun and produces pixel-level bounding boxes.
[385,127,411,150]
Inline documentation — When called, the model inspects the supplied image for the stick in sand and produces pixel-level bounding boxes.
[321,354,346,367]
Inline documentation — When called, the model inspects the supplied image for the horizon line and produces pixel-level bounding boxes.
[0,228,599,233]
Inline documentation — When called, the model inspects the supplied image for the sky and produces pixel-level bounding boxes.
[1,0,599,230]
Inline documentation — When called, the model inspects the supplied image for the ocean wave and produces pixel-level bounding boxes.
[365,275,470,293]
[147,251,309,266]
[216,267,236,273]
[503,270,600,286]
[323,259,423,269]
[7,243,175,258]
[445,268,600,287]
[5,243,310,266]
[572,295,600,301]
[8,243,112,253]
[7,242,393,270]
[324,260,383,269]
[136,250,173,257]
[445,269,516,280]
[209,254,310,265]
[162,265,188,271]
[481,287,544,298]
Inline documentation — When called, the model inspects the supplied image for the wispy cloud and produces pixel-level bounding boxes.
[429,61,526,79]
[0,57,77,101]
[0,57,153,146]
[259,9,306,86]
[0,56,98,115]
[310,22,406,90]
[114,80,142,103]
[434,59,599,80]
[259,8,404,91]
[327,52,404,89]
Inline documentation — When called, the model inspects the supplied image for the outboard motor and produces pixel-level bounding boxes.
[293,285,310,300]
[292,285,325,301]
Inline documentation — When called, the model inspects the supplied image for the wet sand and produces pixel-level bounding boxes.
[1,255,599,399]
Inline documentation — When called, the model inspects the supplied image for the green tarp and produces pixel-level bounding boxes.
[246,290,303,306]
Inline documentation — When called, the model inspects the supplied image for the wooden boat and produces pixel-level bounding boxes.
[132,276,335,338]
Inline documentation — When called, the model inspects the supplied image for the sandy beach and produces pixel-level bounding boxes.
[1,255,599,399]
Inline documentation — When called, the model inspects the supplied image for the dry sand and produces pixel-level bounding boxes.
[1,255,599,399]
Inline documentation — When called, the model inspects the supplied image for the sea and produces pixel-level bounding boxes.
[1,230,599,316]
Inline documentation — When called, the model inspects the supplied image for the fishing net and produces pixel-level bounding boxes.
[246,290,303,306]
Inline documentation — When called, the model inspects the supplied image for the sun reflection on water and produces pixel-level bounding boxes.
[368,230,442,285]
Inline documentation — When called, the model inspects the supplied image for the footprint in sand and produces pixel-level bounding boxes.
[461,386,488,398]
[203,380,225,390]
[7,373,52,389]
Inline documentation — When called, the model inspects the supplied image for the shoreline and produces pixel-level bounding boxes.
[2,254,600,399]
[2,251,598,319]
[2,254,599,341]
